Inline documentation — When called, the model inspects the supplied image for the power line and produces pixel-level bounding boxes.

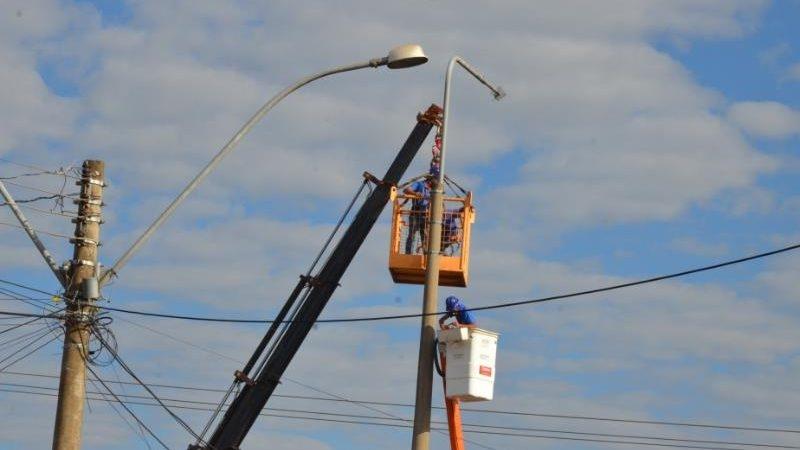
[115,313,497,450]
[0,386,793,450]
[89,327,207,446]
[85,375,156,450]
[0,310,64,319]
[0,158,81,180]
[0,290,54,315]
[0,329,61,372]
[0,194,65,207]
[8,241,792,325]
[4,369,798,436]
[10,202,79,218]
[0,309,63,337]
[0,221,74,240]
[3,381,797,449]
[84,364,171,450]
[0,325,53,352]
[0,179,79,198]
[0,286,59,313]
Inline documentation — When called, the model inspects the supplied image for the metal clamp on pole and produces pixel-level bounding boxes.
[75,177,107,187]
[72,197,104,206]
[71,215,103,224]
[69,237,100,247]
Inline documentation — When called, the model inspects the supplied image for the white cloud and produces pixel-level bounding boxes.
[728,101,800,139]
[759,42,792,67]
[670,237,729,257]
[3,1,797,449]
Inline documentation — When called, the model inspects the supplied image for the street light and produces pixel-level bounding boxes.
[411,56,504,450]
[100,44,428,286]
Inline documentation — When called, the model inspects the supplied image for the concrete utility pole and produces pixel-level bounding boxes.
[411,57,504,450]
[52,160,105,450]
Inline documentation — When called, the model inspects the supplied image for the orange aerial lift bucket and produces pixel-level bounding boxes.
[388,188,475,287]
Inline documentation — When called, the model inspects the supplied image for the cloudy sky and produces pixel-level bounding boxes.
[1,0,800,449]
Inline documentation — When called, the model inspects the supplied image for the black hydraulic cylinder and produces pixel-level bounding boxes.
[195,106,438,450]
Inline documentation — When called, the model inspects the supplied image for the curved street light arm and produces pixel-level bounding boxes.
[439,56,505,187]
[412,55,505,450]
[99,59,386,286]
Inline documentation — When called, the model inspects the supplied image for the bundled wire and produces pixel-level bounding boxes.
[84,363,171,450]
[88,320,208,446]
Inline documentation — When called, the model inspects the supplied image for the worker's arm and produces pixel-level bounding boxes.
[401,185,418,206]
[439,312,453,328]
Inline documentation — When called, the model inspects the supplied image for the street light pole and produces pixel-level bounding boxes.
[411,56,504,450]
[99,44,428,286]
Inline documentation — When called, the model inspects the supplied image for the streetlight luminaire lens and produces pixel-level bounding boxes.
[386,44,428,69]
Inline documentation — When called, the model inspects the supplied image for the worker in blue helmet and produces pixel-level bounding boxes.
[439,295,476,328]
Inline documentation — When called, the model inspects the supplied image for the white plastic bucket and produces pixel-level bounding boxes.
[439,327,499,402]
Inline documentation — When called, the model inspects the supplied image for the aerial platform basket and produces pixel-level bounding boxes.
[388,188,475,287]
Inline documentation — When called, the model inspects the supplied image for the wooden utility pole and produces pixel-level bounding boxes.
[52,160,105,450]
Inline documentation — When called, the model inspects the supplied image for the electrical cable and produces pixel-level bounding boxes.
[84,363,171,450]
[0,309,64,319]
[0,290,54,315]
[86,375,155,450]
[9,202,79,218]
[0,221,74,240]
[0,179,79,198]
[1,386,792,450]
[3,381,796,449]
[0,329,61,372]
[108,309,748,450]
[0,194,65,207]
[0,158,81,180]
[306,179,369,276]
[0,171,57,180]
[289,374,504,450]
[5,369,798,435]
[0,309,64,336]
[89,326,208,446]
[0,324,53,352]
[443,174,468,195]
[116,311,497,450]
[8,241,793,325]
[0,286,59,313]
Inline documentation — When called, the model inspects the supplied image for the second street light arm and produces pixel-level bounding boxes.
[412,55,504,450]
[99,45,428,286]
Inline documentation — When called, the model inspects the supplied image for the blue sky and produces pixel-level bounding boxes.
[1,1,800,449]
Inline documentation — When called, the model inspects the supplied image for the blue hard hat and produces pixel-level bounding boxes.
[445,296,462,310]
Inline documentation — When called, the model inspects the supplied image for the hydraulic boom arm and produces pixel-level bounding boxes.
[190,105,441,450]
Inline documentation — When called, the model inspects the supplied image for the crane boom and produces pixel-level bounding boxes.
[190,105,441,450]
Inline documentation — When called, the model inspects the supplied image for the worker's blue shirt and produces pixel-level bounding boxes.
[453,306,475,325]
[448,304,475,325]
[443,210,458,232]
[410,181,430,210]
[445,296,476,325]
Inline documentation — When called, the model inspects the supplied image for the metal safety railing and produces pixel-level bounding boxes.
[393,195,467,257]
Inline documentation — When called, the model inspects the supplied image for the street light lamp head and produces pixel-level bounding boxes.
[386,44,428,69]
[492,86,506,101]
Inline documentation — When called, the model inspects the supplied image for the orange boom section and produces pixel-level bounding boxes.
[388,188,475,287]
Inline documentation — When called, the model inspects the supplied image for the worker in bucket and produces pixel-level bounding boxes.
[439,295,476,328]
[403,175,433,254]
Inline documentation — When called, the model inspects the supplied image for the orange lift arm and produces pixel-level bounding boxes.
[438,336,466,450]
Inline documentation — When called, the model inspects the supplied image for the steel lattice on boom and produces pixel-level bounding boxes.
[188,104,442,450]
